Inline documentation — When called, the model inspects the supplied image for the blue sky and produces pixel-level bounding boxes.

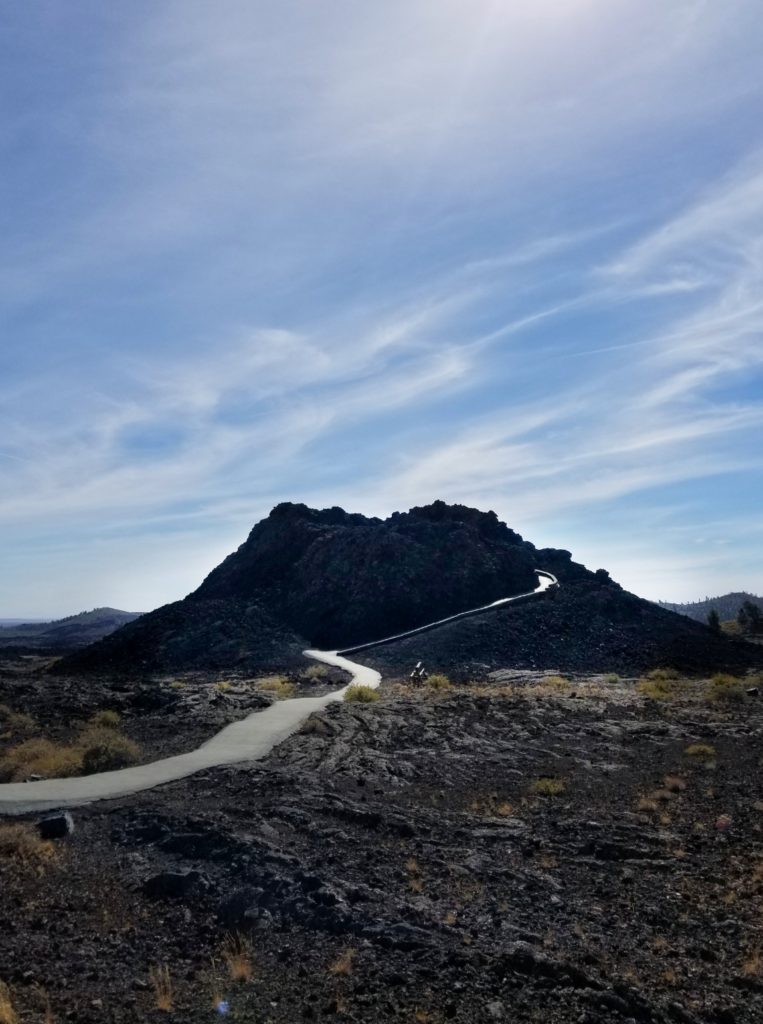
[2,0,762,617]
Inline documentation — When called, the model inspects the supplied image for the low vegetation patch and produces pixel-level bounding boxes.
[685,743,716,759]
[708,673,746,703]
[328,948,356,976]
[0,738,83,782]
[149,965,173,1012]
[637,669,687,701]
[87,709,121,729]
[259,676,295,699]
[0,704,36,738]
[424,673,452,691]
[303,664,329,680]
[0,823,56,871]
[541,674,569,691]
[0,980,18,1024]
[344,684,379,703]
[531,777,566,797]
[0,718,141,782]
[79,726,141,773]
[300,714,331,736]
[222,933,254,983]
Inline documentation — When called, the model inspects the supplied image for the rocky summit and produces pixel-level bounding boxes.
[60,501,759,676]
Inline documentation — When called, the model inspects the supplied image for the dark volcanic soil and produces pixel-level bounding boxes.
[2,658,763,1023]
[365,579,763,677]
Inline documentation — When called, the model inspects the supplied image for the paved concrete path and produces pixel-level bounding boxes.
[0,572,556,816]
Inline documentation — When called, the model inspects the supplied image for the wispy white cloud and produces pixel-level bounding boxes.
[3,1,763,613]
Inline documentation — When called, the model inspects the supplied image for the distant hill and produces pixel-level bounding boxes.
[59,502,761,677]
[657,592,763,624]
[0,608,143,651]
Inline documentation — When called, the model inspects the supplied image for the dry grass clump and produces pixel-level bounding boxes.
[405,857,424,892]
[424,673,452,691]
[299,714,331,736]
[685,743,716,759]
[0,823,56,870]
[222,933,253,982]
[637,669,687,701]
[541,674,569,691]
[328,948,356,976]
[0,738,83,782]
[0,718,141,781]
[531,777,566,797]
[149,965,173,1012]
[0,981,18,1024]
[0,704,36,737]
[663,775,687,793]
[260,676,295,700]
[741,950,762,978]
[78,727,141,773]
[344,684,379,703]
[637,796,659,813]
[469,795,513,818]
[303,664,329,680]
[87,709,120,729]
[709,673,746,703]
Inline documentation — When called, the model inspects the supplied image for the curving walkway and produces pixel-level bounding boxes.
[0,572,557,816]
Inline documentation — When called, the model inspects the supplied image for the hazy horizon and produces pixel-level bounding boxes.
[2,2,762,617]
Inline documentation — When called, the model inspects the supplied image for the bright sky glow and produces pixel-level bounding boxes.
[1,1,762,616]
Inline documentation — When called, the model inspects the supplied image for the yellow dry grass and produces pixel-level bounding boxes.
[328,948,356,976]
[222,933,253,983]
[149,965,173,1012]
[0,981,18,1024]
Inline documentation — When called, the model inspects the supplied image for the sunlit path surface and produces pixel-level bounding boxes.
[0,572,556,816]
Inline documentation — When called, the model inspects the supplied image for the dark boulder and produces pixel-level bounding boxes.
[37,812,75,840]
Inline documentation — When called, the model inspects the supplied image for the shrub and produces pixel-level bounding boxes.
[260,676,295,699]
[646,668,681,681]
[328,948,356,976]
[344,684,379,703]
[149,965,173,1012]
[637,796,659,813]
[604,673,620,684]
[531,777,566,796]
[78,728,141,773]
[0,704,36,737]
[0,738,83,782]
[542,674,569,691]
[685,743,716,758]
[87,709,120,729]
[223,933,253,982]
[424,673,452,691]
[709,674,746,703]
[663,775,687,792]
[0,823,55,869]
[303,664,329,680]
[0,981,18,1024]
[637,672,687,701]
[300,715,330,736]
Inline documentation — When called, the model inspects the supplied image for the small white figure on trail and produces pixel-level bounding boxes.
[409,661,428,685]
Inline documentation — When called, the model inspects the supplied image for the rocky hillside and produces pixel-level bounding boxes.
[59,502,760,676]
[0,607,142,651]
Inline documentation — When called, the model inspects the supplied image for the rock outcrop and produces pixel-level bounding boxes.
[58,501,760,676]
